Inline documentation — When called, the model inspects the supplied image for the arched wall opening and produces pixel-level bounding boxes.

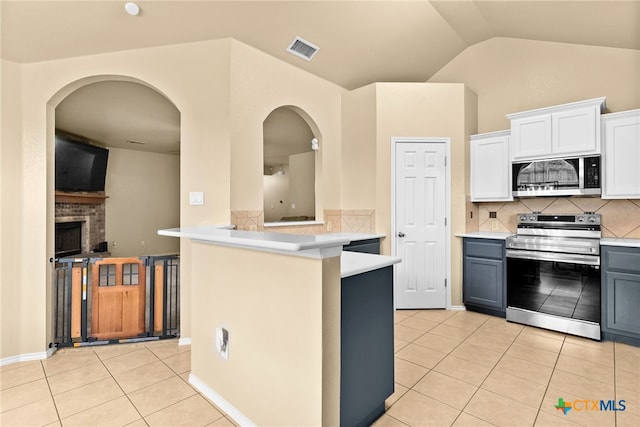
[46,74,181,346]
[262,105,322,224]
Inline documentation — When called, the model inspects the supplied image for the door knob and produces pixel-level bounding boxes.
[398,232,405,238]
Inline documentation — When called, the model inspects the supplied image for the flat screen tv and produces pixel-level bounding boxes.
[55,135,109,192]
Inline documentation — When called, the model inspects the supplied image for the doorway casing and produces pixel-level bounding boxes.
[390,137,452,310]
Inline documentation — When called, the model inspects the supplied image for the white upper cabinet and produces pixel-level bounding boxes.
[602,109,640,199]
[470,130,512,202]
[507,97,606,160]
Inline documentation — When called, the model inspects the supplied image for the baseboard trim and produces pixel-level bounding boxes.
[189,374,255,426]
[0,347,55,367]
[178,337,192,346]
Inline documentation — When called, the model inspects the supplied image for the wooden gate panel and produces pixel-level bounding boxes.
[91,257,145,340]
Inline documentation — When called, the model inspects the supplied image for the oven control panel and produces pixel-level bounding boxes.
[517,213,601,226]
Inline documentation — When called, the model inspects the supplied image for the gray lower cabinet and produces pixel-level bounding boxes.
[343,238,380,254]
[463,238,506,317]
[341,266,394,427]
[601,245,640,345]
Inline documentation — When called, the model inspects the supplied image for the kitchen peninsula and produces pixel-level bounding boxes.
[158,227,400,426]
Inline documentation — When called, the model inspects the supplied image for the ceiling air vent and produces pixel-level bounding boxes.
[286,36,319,61]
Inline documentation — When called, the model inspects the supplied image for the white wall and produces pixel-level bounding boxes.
[263,167,290,222]
[105,147,180,256]
[288,151,315,218]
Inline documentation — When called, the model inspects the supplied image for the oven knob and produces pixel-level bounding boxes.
[520,215,528,222]
[588,217,597,223]
[577,216,585,222]
[529,215,536,221]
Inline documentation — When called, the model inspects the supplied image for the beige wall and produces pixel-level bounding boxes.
[105,147,180,257]
[190,242,340,425]
[429,37,640,133]
[341,84,377,209]
[376,83,473,307]
[229,41,345,215]
[1,59,27,357]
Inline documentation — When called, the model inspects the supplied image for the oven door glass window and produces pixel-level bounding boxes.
[507,257,600,323]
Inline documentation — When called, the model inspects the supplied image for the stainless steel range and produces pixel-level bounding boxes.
[506,212,601,340]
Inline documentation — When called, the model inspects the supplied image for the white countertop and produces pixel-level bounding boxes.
[454,232,514,240]
[600,238,640,248]
[341,251,401,278]
[159,226,349,251]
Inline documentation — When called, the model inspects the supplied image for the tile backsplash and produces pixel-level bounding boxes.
[231,209,376,234]
[475,198,640,238]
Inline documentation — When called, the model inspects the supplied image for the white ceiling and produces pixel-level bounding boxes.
[3,0,639,154]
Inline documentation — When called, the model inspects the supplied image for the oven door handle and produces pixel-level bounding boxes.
[506,249,600,266]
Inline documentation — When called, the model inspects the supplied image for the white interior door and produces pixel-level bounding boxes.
[394,141,447,309]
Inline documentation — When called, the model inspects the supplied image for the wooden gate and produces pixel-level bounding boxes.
[91,257,146,340]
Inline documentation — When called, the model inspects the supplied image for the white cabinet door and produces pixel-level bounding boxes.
[507,97,605,160]
[602,110,640,199]
[511,116,551,160]
[552,106,599,155]
[470,131,512,202]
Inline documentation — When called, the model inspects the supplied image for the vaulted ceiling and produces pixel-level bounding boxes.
[3,1,638,153]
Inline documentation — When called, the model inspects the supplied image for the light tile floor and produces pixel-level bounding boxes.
[378,310,640,427]
[0,310,638,426]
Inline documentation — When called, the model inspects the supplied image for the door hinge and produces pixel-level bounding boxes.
[444,156,447,167]
[444,217,447,226]
[444,278,447,288]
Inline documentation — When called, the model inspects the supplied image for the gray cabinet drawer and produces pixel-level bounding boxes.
[602,246,640,274]
[464,238,504,260]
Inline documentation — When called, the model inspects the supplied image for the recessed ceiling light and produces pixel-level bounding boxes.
[124,2,140,16]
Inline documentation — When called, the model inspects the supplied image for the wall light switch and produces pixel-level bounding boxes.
[189,191,204,205]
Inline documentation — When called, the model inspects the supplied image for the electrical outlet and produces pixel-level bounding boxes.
[489,211,497,219]
[216,327,229,360]
[491,220,499,230]
[140,240,145,247]
[327,221,333,231]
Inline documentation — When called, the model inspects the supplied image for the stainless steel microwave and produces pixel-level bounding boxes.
[512,155,601,197]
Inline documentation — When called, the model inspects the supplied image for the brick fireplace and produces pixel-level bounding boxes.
[55,193,107,256]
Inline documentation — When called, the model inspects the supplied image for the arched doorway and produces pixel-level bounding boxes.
[47,75,181,345]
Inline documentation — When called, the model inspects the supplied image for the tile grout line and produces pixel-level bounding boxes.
[445,315,507,427]
[40,358,63,426]
[530,333,566,426]
[146,344,231,425]
[108,345,158,426]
